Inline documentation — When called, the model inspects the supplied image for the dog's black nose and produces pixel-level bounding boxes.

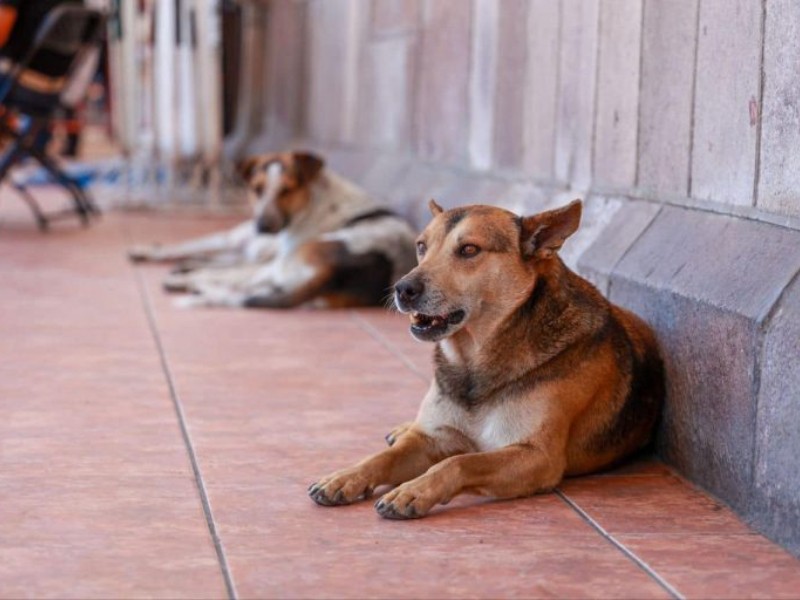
[395,278,424,304]
[256,219,274,234]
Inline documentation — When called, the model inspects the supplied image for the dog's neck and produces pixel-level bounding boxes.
[434,259,608,408]
[309,170,377,221]
[277,169,378,254]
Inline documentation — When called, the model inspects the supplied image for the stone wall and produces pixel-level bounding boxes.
[243,0,800,555]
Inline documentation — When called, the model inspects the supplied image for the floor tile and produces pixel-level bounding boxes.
[559,472,752,535]
[0,202,226,598]
[229,533,669,599]
[3,204,798,598]
[619,534,800,599]
[350,309,434,380]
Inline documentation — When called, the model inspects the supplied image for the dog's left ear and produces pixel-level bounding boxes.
[236,157,260,181]
[429,199,444,216]
[292,152,325,185]
[520,199,582,259]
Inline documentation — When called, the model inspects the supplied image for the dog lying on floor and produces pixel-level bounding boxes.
[309,199,664,518]
[127,151,417,309]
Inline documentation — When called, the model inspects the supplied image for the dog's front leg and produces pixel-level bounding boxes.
[308,428,447,507]
[375,443,566,519]
[128,221,254,262]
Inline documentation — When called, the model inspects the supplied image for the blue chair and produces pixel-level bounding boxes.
[0,5,106,230]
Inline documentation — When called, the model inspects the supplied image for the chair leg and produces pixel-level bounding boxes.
[1,116,99,229]
[0,132,50,227]
[12,184,49,231]
[28,145,94,225]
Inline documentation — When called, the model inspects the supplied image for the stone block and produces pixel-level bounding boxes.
[495,183,552,216]
[305,1,350,143]
[555,0,600,188]
[468,0,499,171]
[414,0,472,165]
[360,156,413,200]
[611,278,759,512]
[491,0,529,171]
[355,36,417,150]
[263,0,307,142]
[613,206,800,320]
[436,175,512,209]
[559,194,622,273]
[394,164,460,229]
[371,0,420,35]
[637,0,698,197]
[610,206,800,511]
[691,0,762,205]
[757,0,800,218]
[522,0,560,181]
[593,0,642,189]
[753,273,800,556]
[578,200,661,295]
[324,148,376,183]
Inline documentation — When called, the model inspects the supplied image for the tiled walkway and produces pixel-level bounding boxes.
[2,193,799,599]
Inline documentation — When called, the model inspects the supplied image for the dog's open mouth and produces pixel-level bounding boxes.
[410,310,465,339]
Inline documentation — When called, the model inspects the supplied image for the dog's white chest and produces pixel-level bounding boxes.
[474,400,543,451]
[418,388,545,452]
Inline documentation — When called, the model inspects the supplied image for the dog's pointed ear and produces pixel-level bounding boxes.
[520,199,582,259]
[237,157,260,182]
[292,152,325,185]
[429,199,444,216]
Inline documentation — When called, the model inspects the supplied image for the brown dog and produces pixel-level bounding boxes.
[309,199,664,519]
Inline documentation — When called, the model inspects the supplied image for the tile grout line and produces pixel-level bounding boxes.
[349,311,429,383]
[131,265,239,600]
[555,490,684,600]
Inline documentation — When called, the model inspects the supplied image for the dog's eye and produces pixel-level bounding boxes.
[459,244,481,257]
[416,241,427,256]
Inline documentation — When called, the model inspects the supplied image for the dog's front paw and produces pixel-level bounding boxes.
[374,476,444,520]
[308,467,376,507]
[173,294,209,310]
[127,244,161,262]
[385,421,414,446]
[162,272,191,293]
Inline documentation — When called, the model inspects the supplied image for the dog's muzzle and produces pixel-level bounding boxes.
[394,278,424,311]
[256,213,286,234]
[394,277,466,342]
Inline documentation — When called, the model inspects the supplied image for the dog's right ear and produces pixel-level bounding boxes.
[520,199,582,259]
[236,157,260,182]
[429,199,444,216]
[292,152,325,186]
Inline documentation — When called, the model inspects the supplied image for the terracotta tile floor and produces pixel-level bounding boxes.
[2,193,799,599]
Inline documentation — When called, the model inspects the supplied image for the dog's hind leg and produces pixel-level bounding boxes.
[173,286,248,309]
[170,251,244,274]
[243,240,394,309]
[240,245,337,309]
[128,221,254,263]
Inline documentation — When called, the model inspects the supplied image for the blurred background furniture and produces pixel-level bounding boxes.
[0,4,106,230]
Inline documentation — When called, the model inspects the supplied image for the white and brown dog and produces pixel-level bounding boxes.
[128,151,417,309]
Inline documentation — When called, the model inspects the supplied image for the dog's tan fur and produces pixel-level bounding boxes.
[309,200,664,519]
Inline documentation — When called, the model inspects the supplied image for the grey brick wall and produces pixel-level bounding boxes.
[245,0,800,556]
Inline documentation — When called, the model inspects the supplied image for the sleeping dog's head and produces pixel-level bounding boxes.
[237,151,325,234]
[394,199,582,342]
